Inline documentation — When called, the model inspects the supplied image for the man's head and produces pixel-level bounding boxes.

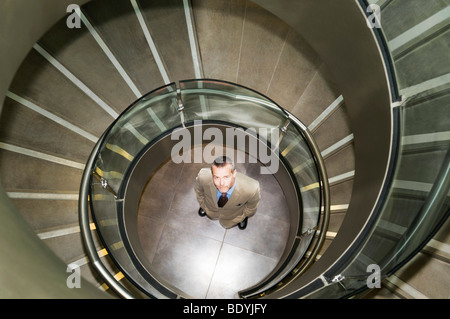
[211,156,237,193]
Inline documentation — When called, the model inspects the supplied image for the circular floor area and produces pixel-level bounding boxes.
[137,148,290,298]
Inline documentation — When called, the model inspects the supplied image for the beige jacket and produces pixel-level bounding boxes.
[194,168,260,228]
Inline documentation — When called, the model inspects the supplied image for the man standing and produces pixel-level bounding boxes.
[195,156,260,229]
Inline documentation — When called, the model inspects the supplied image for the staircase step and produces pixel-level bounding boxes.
[0,150,83,192]
[37,16,137,114]
[139,0,197,82]
[11,199,79,231]
[8,48,114,137]
[82,0,169,92]
[265,28,322,109]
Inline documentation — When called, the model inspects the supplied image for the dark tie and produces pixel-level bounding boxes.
[218,192,228,208]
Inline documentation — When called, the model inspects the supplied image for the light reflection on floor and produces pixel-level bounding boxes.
[137,150,290,298]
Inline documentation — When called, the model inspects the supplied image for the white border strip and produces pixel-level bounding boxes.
[0,142,85,170]
[131,0,170,84]
[326,231,337,239]
[77,7,142,98]
[308,95,344,132]
[38,225,81,240]
[7,192,79,200]
[426,239,450,256]
[331,204,349,212]
[303,204,348,213]
[399,73,450,98]
[387,275,429,299]
[6,91,98,143]
[69,256,90,268]
[389,7,450,52]
[393,180,432,193]
[367,0,389,6]
[303,204,349,214]
[402,131,450,145]
[321,134,354,158]
[146,108,167,131]
[33,43,119,119]
[329,170,355,185]
[68,248,108,268]
[378,219,407,235]
[183,0,202,78]
[393,180,450,197]
[123,123,149,145]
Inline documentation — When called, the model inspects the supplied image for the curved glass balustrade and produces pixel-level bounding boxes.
[298,86,450,299]
[262,0,450,299]
[80,79,330,298]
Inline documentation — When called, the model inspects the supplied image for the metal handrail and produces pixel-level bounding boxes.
[78,79,331,299]
[78,132,135,299]
[287,112,331,276]
[242,112,331,298]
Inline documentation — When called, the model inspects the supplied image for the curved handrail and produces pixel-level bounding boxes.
[180,79,332,297]
[79,131,135,299]
[383,147,450,275]
[240,112,331,298]
[79,79,331,298]
[297,104,449,299]
[265,0,449,299]
[284,112,331,278]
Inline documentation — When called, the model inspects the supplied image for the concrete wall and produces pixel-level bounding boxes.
[0,0,107,298]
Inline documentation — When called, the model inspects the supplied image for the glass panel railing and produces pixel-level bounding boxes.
[281,122,321,234]
[176,80,330,298]
[80,79,330,298]
[179,79,288,138]
[93,83,179,194]
[240,112,330,298]
[89,180,159,297]
[304,85,450,298]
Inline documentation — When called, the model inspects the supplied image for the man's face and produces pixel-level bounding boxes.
[212,164,237,193]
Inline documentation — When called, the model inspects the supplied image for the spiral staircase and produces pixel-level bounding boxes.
[0,0,448,299]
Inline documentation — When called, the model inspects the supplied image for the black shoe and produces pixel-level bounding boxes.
[238,217,248,230]
[198,207,206,217]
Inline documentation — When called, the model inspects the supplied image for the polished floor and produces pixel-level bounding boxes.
[137,149,290,299]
